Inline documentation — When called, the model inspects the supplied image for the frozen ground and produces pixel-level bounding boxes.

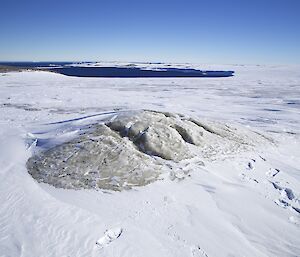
[0,63,300,257]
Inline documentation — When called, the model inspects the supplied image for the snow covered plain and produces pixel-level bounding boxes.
[0,63,300,257]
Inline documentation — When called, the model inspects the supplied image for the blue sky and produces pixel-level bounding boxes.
[1,0,300,64]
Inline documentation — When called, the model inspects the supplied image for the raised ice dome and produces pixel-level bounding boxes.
[27,110,271,191]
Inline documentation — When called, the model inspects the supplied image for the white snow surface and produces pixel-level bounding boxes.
[0,63,300,257]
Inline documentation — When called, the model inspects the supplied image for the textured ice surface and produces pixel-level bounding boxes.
[27,110,271,190]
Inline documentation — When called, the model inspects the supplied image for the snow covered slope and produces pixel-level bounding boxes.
[0,64,300,257]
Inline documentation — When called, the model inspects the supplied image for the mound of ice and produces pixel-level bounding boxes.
[27,110,272,191]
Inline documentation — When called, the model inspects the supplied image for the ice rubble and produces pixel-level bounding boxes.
[27,110,271,191]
